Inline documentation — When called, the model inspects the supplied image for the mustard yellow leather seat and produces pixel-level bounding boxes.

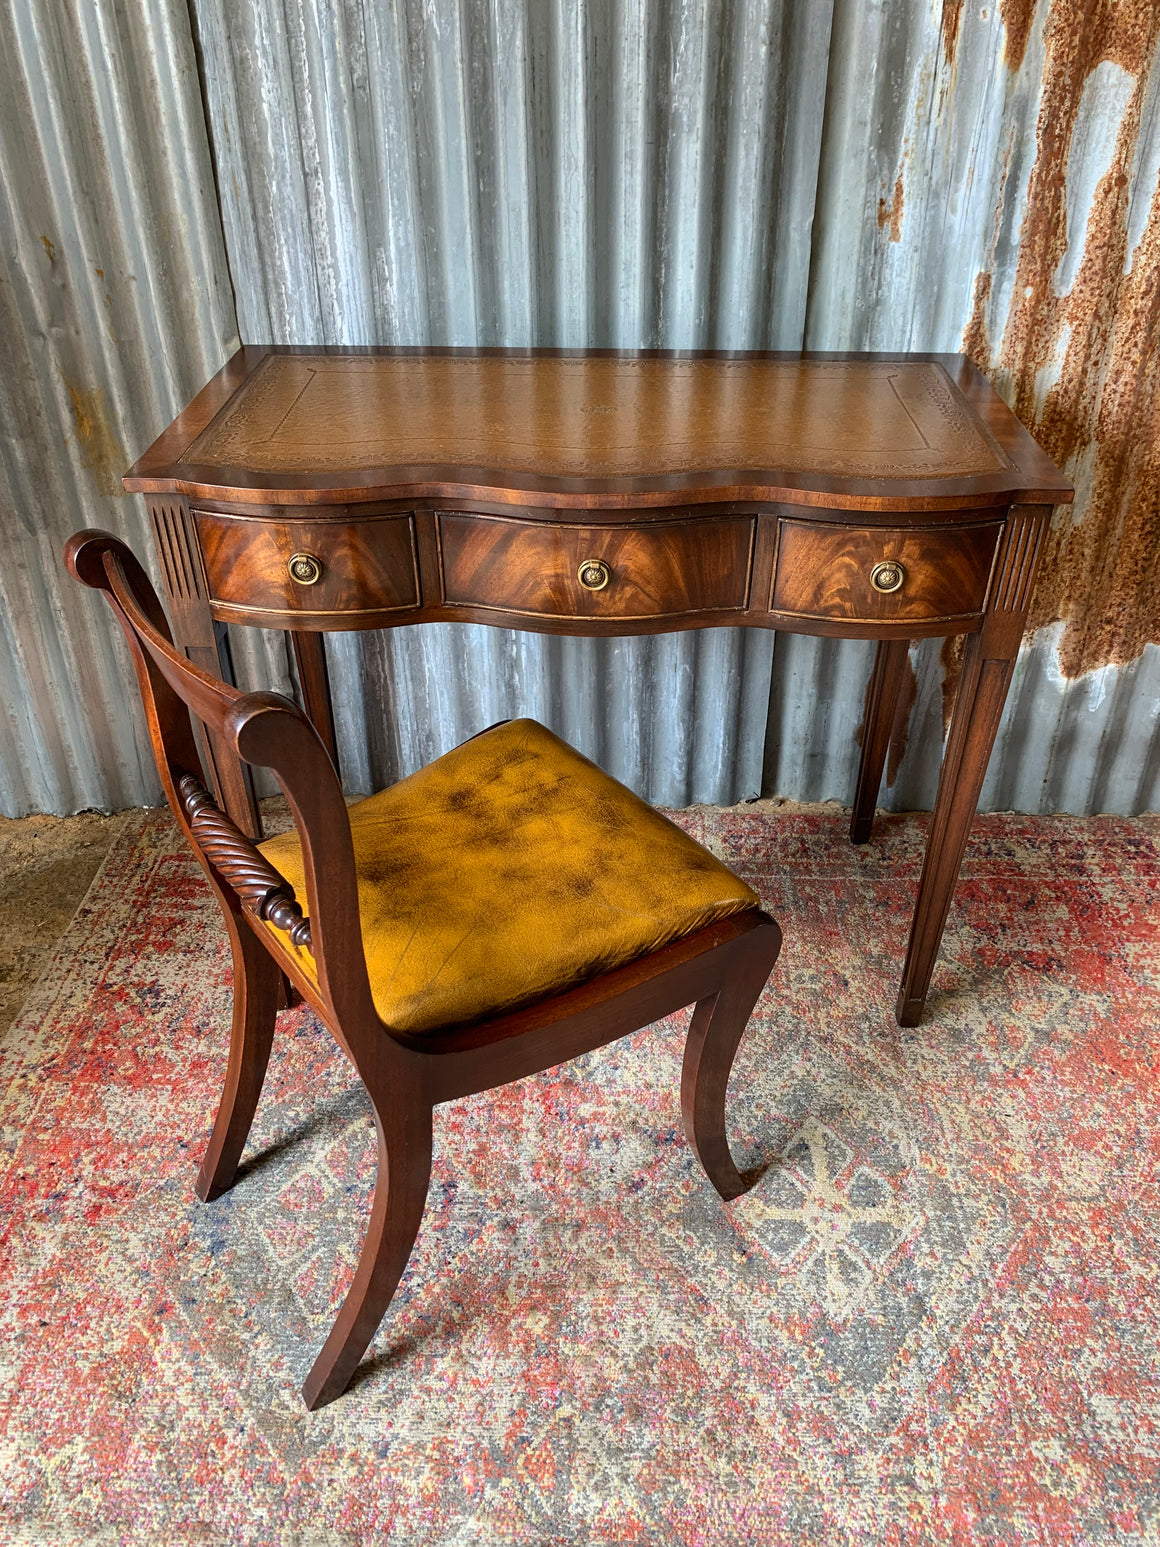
[258,718,759,1035]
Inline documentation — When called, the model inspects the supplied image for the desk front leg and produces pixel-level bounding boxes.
[895,631,1013,1025]
[895,506,1047,1027]
[148,500,261,836]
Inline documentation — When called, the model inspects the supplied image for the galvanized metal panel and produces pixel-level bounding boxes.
[0,0,241,815]
[187,0,1160,815]
[2,0,1157,817]
[188,0,838,801]
[325,620,773,806]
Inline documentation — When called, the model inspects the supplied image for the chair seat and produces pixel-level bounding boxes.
[257,718,759,1035]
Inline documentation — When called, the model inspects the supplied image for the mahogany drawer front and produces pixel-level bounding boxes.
[195,511,420,618]
[771,518,1001,624]
[437,512,755,620]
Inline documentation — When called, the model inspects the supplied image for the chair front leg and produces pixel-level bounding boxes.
[302,1094,434,1411]
[196,919,281,1203]
[680,920,781,1201]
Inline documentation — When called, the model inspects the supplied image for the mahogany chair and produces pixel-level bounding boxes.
[65,529,782,1409]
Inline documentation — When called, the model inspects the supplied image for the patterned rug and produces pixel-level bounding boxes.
[0,801,1157,1545]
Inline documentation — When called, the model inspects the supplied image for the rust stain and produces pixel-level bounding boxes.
[63,379,127,498]
[962,270,993,363]
[877,173,906,242]
[941,0,966,64]
[964,0,1160,678]
[41,235,55,263]
[1000,0,1038,71]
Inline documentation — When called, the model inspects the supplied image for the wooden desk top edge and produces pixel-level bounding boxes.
[124,347,1073,513]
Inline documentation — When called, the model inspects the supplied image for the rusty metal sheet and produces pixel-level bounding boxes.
[967,2,1160,681]
[2,0,1157,816]
[776,0,1160,814]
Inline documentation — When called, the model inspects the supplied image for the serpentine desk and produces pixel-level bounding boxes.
[124,348,1073,1027]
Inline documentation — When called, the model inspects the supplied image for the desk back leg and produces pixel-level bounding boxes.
[850,638,912,844]
[289,629,340,777]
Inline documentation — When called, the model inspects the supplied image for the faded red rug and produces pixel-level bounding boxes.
[0,802,1157,1545]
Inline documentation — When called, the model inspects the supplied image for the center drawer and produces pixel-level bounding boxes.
[437,512,755,620]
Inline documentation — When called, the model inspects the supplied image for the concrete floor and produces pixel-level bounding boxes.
[0,796,308,1037]
[0,809,130,1035]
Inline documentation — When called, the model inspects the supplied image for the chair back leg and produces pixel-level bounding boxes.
[196,919,282,1203]
[302,1093,434,1410]
[680,919,782,1201]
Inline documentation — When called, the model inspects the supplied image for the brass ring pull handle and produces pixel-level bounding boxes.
[288,552,324,586]
[577,557,611,591]
[869,559,905,594]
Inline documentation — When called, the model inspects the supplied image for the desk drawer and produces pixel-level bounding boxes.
[438,512,754,620]
[771,518,1001,625]
[195,511,420,620]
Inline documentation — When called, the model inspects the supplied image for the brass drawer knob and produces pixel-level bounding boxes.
[577,557,611,591]
[869,559,905,594]
[288,552,323,586]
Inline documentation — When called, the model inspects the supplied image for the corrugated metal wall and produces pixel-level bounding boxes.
[0,0,240,814]
[2,0,1157,816]
[764,0,1160,815]
[187,0,840,805]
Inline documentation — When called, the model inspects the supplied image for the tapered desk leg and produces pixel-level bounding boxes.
[894,505,1046,1027]
[850,638,911,844]
[895,634,1013,1025]
[290,630,340,775]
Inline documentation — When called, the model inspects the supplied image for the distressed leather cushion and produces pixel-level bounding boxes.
[257,718,759,1035]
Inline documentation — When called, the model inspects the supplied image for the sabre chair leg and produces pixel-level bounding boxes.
[302,1098,434,1411]
[196,921,281,1203]
[681,926,782,1201]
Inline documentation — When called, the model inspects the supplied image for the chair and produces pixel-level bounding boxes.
[65,529,782,1409]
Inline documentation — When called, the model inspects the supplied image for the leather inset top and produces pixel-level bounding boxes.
[184,354,1011,480]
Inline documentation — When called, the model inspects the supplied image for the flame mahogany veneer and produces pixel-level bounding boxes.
[126,347,1073,1026]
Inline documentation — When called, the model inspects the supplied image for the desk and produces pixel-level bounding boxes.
[125,348,1072,1026]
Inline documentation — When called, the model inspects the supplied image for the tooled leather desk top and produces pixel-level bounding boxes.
[124,348,1073,513]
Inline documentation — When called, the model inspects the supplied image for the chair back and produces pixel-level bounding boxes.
[64,530,377,1037]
